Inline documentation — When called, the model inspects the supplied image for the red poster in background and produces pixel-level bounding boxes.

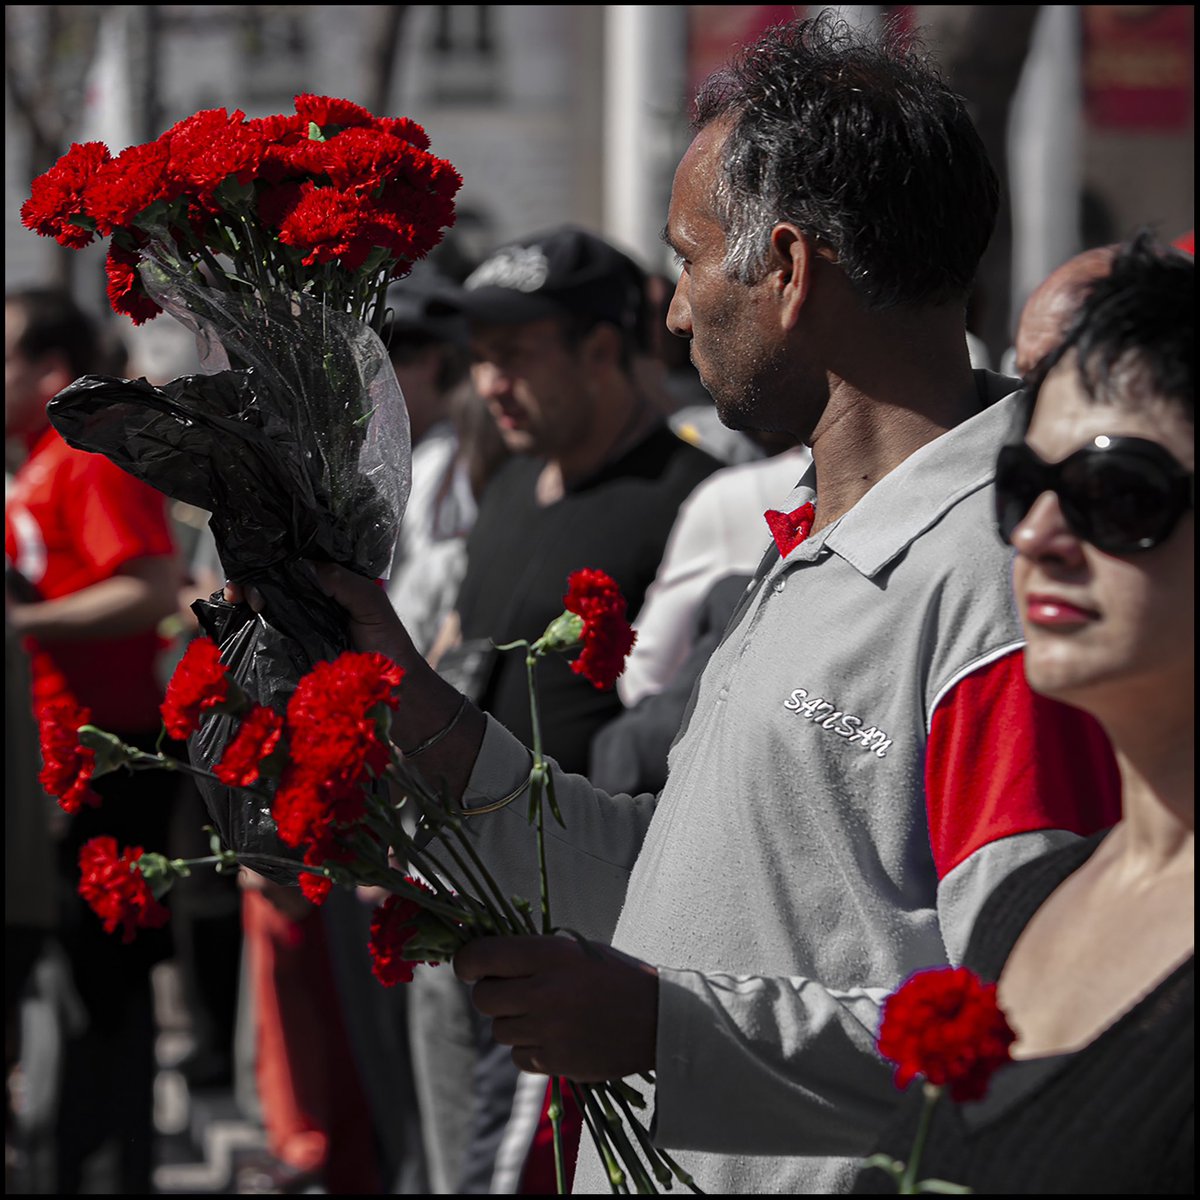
[687,6,917,100]
[1083,6,1194,131]
[688,6,804,98]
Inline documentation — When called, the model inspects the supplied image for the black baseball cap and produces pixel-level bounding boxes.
[450,225,647,334]
[385,263,467,344]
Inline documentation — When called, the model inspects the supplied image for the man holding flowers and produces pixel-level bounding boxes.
[312,13,1125,1194]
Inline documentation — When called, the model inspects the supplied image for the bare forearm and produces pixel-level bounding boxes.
[8,568,178,641]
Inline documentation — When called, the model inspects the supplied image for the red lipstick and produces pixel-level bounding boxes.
[1024,593,1100,628]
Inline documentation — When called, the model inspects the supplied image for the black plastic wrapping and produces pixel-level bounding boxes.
[47,243,410,881]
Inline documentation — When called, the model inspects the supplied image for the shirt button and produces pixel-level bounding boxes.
[773,578,786,593]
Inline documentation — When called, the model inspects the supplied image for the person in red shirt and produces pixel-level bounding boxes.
[5,287,180,1193]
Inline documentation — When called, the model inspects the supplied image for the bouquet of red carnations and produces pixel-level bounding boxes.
[22,95,461,874]
[40,566,696,1194]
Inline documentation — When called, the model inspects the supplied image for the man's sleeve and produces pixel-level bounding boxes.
[73,455,175,574]
[925,647,1121,962]
[652,648,1121,1159]
[457,716,661,943]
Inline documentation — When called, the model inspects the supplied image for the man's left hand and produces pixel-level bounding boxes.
[455,934,659,1081]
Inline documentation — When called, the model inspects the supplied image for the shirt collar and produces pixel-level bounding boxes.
[775,372,1023,579]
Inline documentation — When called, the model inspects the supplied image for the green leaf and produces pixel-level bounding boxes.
[534,611,585,654]
[136,852,180,900]
[915,1180,973,1194]
[307,121,326,142]
[862,1154,905,1181]
[77,725,139,778]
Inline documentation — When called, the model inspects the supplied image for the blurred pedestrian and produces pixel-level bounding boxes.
[5,287,181,1193]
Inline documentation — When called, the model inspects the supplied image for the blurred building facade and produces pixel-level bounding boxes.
[5,5,1194,364]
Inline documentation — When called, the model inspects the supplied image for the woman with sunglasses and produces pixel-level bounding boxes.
[856,234,1193,1194]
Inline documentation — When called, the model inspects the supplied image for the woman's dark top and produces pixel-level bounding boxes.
[854,832,1194,1195]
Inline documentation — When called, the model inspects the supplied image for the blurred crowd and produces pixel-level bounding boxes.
[5,11,1194,1198]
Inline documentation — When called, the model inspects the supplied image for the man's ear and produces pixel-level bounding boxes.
[768,222,816,331]
[768,225,832,331]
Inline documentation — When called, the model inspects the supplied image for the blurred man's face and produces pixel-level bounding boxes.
[468,317,593,458]
[4,303,52,441]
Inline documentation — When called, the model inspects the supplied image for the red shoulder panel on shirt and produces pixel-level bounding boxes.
[925,649,1121,880]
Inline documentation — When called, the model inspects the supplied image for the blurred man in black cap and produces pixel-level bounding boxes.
[435,224,718,774]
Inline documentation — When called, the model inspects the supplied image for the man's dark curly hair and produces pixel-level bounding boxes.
[692,12,999,311]
[1029,232,1194,423]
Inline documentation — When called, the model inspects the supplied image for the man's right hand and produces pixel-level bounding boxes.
[224,564,417,665]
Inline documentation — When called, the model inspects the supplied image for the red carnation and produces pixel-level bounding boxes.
[164,107,266,206]
[77,836,171,944]
[323,127,411,194]
[299,870,333,906]
[877,967,1016,1102]
[36,696,101,814]
[562,569,637,691]
[86,139,179,235]
[214,705,285,787]
[161,637,233,739]
[104,243,164,325]
[277,184,365,265]
[271,653,405,853]
[20,141,111,248]
[294,93,376,132]
[368,882,434,986]
[375,116,431,151]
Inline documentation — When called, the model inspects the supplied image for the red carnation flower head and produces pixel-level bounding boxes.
[277,184,365,266]
[561,568,638,691]
[164,107,266,207]
[323,127,410,194]
[271,652,405,853]
[272,761,336,851]
[86,139,180,235]
[285,652,404,782]
[368,881,434,986]
[214,705,286,787]
[105,243,164,325]
[20,141,111,248]
[299,871,333,906]
[877,966,1017,1102]
[77,836,171,944]
[161,637,236,739]
[294,94,376,134]
[36,696,101,814]
[375,116,432,152]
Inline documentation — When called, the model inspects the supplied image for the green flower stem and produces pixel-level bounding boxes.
[605,1085,673,1190]
[523,643,567,1189]
[654,1146,701,1195]
[116,744,273,805]
[443,821,532,934]
[899,1084,943,1195]
[523,648,552,934]
[570,1082,628,1195]
[594,1087,656,1194]
[548,1078,567,1195]
[382,765,531,934]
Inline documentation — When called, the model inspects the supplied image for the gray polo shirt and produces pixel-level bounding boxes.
[459,379,1112,1194]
